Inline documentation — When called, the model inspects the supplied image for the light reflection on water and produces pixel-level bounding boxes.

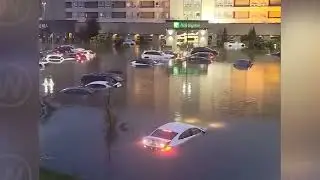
[39,49,280,180]
[126,60,280,128]
[40,50,280,129]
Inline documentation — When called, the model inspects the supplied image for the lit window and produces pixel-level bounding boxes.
[268,11,281,18]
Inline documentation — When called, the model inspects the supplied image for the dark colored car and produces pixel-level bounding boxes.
[80,73,122,87]
[271,52,280,57]
[187,57,212,64]
[188,52,215,61]
[59,87,94,95]
[233,59,253,69]
[190,47,219,56]
[163,50,177,58]
[54,46,74,54]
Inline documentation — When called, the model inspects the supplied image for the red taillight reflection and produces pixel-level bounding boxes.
[161,146,172,152]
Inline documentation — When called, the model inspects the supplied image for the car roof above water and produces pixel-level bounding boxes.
[157,122,197,133]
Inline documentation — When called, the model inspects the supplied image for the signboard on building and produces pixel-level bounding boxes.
[173,21,201,29]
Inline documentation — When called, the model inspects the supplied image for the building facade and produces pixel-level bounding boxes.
[40,0,281,35]
[41,0,280,23]
[64,0,170,23]
[171,0,281,23]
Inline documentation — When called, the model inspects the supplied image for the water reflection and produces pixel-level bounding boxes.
[39,49,280,180]
[42,77,55,95]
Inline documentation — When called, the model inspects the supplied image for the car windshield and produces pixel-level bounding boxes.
[196,53,209,57]
[150,129,178,140]
[237,60,250,64]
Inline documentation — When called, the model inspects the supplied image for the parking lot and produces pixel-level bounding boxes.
[40,46,280,180]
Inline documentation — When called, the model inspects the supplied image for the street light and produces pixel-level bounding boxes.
[41,1,47,20]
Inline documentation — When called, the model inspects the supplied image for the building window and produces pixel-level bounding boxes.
[73,2,78,7]
[112,1,126,8]
[98,1,105,7]
[215,0,233,7]
[111,12,126,18]
[250,0,268,6]
[85,1,98,8]
[85,12,99,18]
[105,1,111,7]
[139,12,155,18]
[269,0,281,6]
[65,2,72,8]
[234,11,249,19]
[78,12,85,17]
[234,0,250,6]
[78,2,84,7]
[268,11,280,18]
[140,1,155,8]
[65,12,72,18]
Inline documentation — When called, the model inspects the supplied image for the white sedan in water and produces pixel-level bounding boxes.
[83,50,96,60]
[142,122,206,151]
[141,50,175,61]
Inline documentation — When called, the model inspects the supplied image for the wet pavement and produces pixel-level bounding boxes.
[39,47,280,180]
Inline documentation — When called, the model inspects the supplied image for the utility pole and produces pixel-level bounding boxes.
[186,17,189,52]
[42,1,47,20]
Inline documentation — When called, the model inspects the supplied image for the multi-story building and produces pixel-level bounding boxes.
[40,0,281,36]
[171,0,281,23]
[63,0,170,23]
[42,0,280,23]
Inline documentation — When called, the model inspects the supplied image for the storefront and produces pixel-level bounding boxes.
[165,20,209,50]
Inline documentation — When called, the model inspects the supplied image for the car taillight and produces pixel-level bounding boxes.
[161,146,172,152]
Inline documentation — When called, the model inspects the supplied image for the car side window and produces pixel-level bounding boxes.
[87,84,105,88]
[178,129,192,140]
[190,128,202,135]
[144,52,152,55]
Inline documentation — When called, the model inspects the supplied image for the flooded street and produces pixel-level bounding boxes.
[40,47,280,180]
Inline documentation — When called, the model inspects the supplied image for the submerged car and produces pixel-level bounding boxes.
[59,87,94,96]
[186,57,212,64]
[80,74,122,88]
[141,50,174,61]
[142,122,206,152]
[85,81,112,91]
[190,47,219,56]
[130,59,154,67]
[187,52,215,62]
[233,59,253,69]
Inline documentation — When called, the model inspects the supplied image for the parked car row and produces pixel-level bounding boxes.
[39,45,97,70]
[57,71,125,97]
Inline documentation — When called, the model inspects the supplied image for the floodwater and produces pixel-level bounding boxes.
[39,47,280,180]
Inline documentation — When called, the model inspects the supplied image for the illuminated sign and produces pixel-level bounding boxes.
[173,21,201,29]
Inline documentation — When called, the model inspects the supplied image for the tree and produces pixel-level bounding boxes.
[222,27,228,45]
[247,27,257,49]
[217,27,228,48]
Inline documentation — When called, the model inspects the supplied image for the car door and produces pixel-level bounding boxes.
[153,52,163,60]
[173,129,194,146]
[143,52,154,59]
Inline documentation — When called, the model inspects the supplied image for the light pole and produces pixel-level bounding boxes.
[42,1,47,20]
